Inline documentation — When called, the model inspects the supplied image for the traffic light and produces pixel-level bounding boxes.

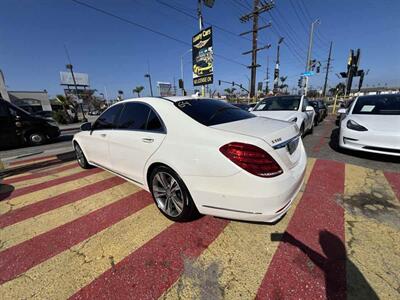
[178,79,184,89]
[218,80,221,86]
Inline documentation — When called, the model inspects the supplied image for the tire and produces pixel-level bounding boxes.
[74,143,91,169]
[149,165,198,222]
[314,117,318,127]
[27,132,46,146]
[309,123,314,134]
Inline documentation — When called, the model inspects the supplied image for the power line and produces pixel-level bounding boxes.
[156,0,252,42]
[70,0,247,67]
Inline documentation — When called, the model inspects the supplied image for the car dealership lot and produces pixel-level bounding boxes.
[0,117,399,299]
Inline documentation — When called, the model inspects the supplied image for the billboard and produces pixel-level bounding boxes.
[157,82,173,97]
[60,71,89,86]
[192,27,214,86]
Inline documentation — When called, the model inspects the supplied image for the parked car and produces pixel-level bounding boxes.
[0,98,60,148]
[252,95,315,136]
[309,100,327,125]
[338,94,400,156]
[73,97,307,223]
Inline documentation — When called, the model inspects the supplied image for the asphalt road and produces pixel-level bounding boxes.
[0,129,78,160]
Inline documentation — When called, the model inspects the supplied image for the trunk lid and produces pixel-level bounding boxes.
[211,116,302,169]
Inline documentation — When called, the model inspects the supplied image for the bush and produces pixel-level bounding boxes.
[52,110,69,124]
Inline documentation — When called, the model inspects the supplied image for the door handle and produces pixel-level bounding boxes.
[142,138,154,143]
[100,133,107,138]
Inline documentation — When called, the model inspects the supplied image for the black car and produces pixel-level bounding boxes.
[0,98,60,149]
[309,100,327,125]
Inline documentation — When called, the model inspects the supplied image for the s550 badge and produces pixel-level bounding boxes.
[271,137,282,144]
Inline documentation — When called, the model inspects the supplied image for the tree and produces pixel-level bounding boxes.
[329,82,346,96]
[55,94,77,123]
[224,88,236,101]
[133,86,144,97]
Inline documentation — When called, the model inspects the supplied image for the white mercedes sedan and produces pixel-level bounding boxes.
[73,97,307,223]
[251,95,315,136]
[339,94,400,156]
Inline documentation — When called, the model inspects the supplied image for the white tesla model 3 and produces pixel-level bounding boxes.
[251,95,315,136]
[339,94,400,156]
[73,97,307,222]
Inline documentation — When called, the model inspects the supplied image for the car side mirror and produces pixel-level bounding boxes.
[337,108,347,114]
[15,115,21,121]
[306,105,314,112]
[80,122,92,131]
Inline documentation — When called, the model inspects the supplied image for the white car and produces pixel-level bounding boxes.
[251,95,315,136]
[339,94,400,156]
[73,97,307,223]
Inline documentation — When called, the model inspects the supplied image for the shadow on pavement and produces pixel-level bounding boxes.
[329,128,400,164]
[271,230,379,300]
[0,151,75,179]
[0,183,15,201]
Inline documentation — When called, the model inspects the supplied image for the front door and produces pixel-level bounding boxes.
[82,104,123,169]
[108,102,166,185]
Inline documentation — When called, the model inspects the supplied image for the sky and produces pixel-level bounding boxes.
[1,0,399,99]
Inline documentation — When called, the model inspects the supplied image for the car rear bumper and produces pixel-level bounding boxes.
[339,128,400,156]
[183,147,307,223]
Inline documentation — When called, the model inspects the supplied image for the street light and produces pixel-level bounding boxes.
[144,74,153,96]
[180,49,192,96]
[66,64,87,122]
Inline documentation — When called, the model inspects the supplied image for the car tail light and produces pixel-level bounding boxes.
[219,142,283,178]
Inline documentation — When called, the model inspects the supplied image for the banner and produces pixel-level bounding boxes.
[192,27,214,86]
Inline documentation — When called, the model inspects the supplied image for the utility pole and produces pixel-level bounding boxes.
[265,56,270,94]
[66,64,87,122]
[240,0,274,100]
[322,41,333,97]
[273,37,284,94]
[304,18,320,96]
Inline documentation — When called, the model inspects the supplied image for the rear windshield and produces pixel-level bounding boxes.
[352,95,400,115]
[253,97,301,111]
[174,99,255,126]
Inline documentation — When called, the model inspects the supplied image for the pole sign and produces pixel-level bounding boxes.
[301,71,315,77]
[192,27,214,86]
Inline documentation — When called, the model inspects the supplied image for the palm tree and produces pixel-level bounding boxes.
[133,86,144,97]
[55,95,75,123]
[224,88,236,101]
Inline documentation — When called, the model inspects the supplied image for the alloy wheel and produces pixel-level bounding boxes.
[75,145,85,167]
[152,172,184,217]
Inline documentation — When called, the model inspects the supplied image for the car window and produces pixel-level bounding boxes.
[117,103,150,130]
[352,95,400,115]
[253,97,301,111]
[302,98,309,111]
[175,99,255,126]
[146,109,163,132]
[93,104,122,130]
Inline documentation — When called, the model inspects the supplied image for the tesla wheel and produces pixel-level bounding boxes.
[150,166,198,222]
[74,143,91,169]
[28,132,46,146]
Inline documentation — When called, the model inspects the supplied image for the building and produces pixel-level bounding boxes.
[350,86,400,96]
[0,69,52,113]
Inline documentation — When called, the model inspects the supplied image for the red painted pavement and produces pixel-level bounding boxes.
[0,176,125,228]
[384,171,400,201]
[256,159,346,300]
[3,162,78,185]
[0,168,102,199]
[70,216,229,300]
[0,190,152,284]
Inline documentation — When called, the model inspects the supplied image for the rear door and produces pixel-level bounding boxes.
[83,104,123,169]
[108,102,166,185]
[0,101,19,148]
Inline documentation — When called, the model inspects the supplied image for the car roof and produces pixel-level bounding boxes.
[118,96,213,104]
